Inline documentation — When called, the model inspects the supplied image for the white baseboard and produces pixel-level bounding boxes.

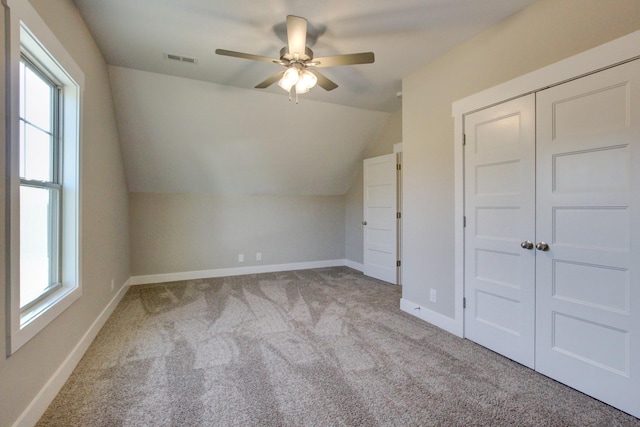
[13,280,131,427]
[400,298,463,338]
[343,260,364,272]
[129,259,362,286]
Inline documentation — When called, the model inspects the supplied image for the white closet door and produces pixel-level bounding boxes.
[535,59,640,417]
[363,153,397,284]
[464,94,536,368]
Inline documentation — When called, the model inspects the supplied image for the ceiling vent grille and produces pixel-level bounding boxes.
[165,53,198,64]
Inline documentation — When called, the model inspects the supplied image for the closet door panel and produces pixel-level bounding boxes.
[464,94,536,368]
[535,59,640,418]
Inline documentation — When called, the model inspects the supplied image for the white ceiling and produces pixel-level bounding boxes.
[70,0,537,196]
[72,0,537,112]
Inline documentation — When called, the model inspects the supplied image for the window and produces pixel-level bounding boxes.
[7,0,84,354]
[19,56,62,310]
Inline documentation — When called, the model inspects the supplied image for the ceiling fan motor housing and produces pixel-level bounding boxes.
[279,46,314,63]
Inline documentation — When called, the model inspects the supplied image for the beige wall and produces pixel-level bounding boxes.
[402,0,640,317]
[0,1,130,426]
[129,193,345,276]
[127,107,401,279]
[344,111,402,264]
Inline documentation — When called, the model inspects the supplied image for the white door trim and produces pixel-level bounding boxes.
[452,29,640,338]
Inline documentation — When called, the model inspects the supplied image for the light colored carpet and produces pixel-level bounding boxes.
[38,267,639,426]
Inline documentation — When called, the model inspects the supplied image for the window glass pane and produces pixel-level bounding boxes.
[19,61,26,119]
[24,65,52,132]
[20,185,57,308]
[19,120,26,178]
[22,123,52,181]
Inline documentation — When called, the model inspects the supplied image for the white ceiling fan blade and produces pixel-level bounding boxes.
[308,69,338,91]
[215,49,279,63]
[255,70,285,89]
[313,52,375,67]
[286,15,307,58]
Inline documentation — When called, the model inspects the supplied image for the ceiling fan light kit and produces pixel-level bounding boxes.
[297,70,318,92]
[277,66,300,91]
[277,63,318,97]
[216,15,374,103]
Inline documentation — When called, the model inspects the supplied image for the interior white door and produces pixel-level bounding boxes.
[535,59,640,417]
[363,153,397,284]
[464,94,536,368]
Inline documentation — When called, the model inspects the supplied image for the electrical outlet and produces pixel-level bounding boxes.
[256,252,262,261]
[238,254,244,262]
[111,279,115,292]
[430,288,437,303]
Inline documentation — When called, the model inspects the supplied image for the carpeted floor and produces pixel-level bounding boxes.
[37,267,639,426]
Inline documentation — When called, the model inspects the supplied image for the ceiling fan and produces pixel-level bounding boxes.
[215,15,375,101]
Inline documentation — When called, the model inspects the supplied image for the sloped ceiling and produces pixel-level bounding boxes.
[73,0,537,196]
[109,66,389,195]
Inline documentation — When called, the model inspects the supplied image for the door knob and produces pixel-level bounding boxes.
[520,240,534,250]
[362,221,367,226]
[535,241,549,251]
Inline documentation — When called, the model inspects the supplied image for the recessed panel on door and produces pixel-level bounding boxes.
[475,249,521,288]
[553,145,630,192]
[476,207,520,240]
[476,160,521,195]
[552,312,629,375]
[553,207,630,250]
[475,291,521,335]
[553,260,629,313]
[552,82,629,139]
[475,113,523,154]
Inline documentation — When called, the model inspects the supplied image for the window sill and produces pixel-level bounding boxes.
[10,285,81,354]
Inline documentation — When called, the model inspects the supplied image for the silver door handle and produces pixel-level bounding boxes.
[536,241,549,251]
[520,240,534,250]
[362,221,367,226]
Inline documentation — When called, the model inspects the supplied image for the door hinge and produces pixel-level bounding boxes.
[396,163,401,171]
[397,260,401,267]
[396,212,401,219]
[463,216,467,227]
[463,297,466,309]
[463,134,466,146]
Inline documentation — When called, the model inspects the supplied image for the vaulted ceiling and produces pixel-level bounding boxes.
[72,0,537,195]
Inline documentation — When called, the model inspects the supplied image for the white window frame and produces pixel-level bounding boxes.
[5,0,84,354]
[19,55,63,311]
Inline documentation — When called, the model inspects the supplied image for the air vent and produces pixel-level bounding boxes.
[165,53,198,64]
